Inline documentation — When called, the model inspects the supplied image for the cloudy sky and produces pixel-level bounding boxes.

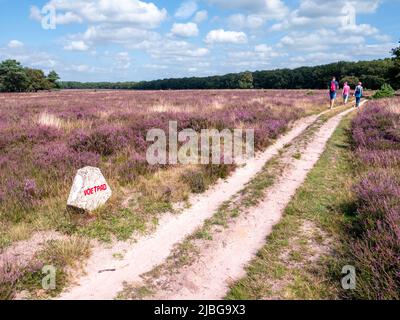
[0,0,399,81]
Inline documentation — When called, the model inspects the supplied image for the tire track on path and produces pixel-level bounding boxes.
[58,111,325,300]
[136,106,357,300]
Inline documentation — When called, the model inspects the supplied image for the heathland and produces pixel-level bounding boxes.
[0,74,399,299]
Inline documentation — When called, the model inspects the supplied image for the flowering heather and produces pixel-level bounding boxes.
[117,152,157,185]
[69,125,130,156]
[354,171,400,229]
[355,149,400,168]
[350,97,400,299]
[0,254,44,300]
[0,255,24,299]
[34,142,100,172]
[0,89,326,245]
[352,102,400,150]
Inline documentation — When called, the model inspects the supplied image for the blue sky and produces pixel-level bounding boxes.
[0,0,399,81]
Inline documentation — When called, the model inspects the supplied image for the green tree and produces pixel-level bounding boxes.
[0,60,29,92]
[388,41,400,89]
[25,68,52,92]
[47,70,60,88]
[238,71,254,89]
[360,75,385,90]
[57,58,395,90]
[340,75,359,88]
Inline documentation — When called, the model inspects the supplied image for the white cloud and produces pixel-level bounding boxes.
[114,52,131,69]
[225,43,283,70]
[204,29,248,44]
[209,0,285,12]
[56,11,83,24]
[69,24,161,48]
[64,40,89,51]
[21,0,393,80]
[338,22,390,42]
[7,40,24,48]
[66,64,92,72]
[297,0,381,17]
[123,37,210,69]
[352,42,397,57]
[29,6,42,21]
[0,44,57,71]
[338,23,379,37]
[142,39,210,68]
[193,10,208,23]
[221,0,288,29]
[224,50,272,69]
[134,38,211,78]
[171,22,199,37]
[271,0,383,31]
[212,0,288,25]
[31,0,167,29]
[254,44,272,53]
[144,64,168,70]
[290,52,351,64]
[278,29,365,52]
[175,1,198,19]
[187,48,210,57]
[228,14,265,29]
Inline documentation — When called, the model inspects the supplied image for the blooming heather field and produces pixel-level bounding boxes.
[350,97,400,299]
[0,89,327,248]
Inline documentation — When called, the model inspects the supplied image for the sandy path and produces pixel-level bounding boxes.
[147,107,356,300]
[0,231,64,271]
[58,112,322,300]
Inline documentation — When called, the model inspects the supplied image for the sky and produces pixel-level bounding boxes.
[0,0,399,82]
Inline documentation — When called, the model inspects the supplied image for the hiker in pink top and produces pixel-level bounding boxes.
[342,82,350,104]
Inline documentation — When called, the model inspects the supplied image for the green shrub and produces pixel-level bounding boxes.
[373,84,395,99]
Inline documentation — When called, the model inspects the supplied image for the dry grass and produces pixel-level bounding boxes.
[387,101,400,114]
[2,223,32,246]
[136,166,192,203]
[37,236,92,269]
[210,98,227,110]
[37,112,64,129]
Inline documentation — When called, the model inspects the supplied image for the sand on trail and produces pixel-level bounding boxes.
[58,112,323,300]
[148,107,356,300]
[0,231,65,271]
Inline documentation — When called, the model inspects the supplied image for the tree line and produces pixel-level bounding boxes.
[60,56,400,91]
[1,42,399,92]
[0,60,59,92]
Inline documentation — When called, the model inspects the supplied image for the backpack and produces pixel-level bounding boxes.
[355,86,361,96]
[330,81,336,92]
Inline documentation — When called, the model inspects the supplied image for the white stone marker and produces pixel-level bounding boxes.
[67,166,112,212]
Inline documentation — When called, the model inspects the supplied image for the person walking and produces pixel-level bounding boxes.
[354,82,363,109]
[342,82,350,104]
[329,76,339,109]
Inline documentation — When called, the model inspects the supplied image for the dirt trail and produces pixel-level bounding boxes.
[0,231,64,271]
[58,112,323,300]
[137,107,356,300]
